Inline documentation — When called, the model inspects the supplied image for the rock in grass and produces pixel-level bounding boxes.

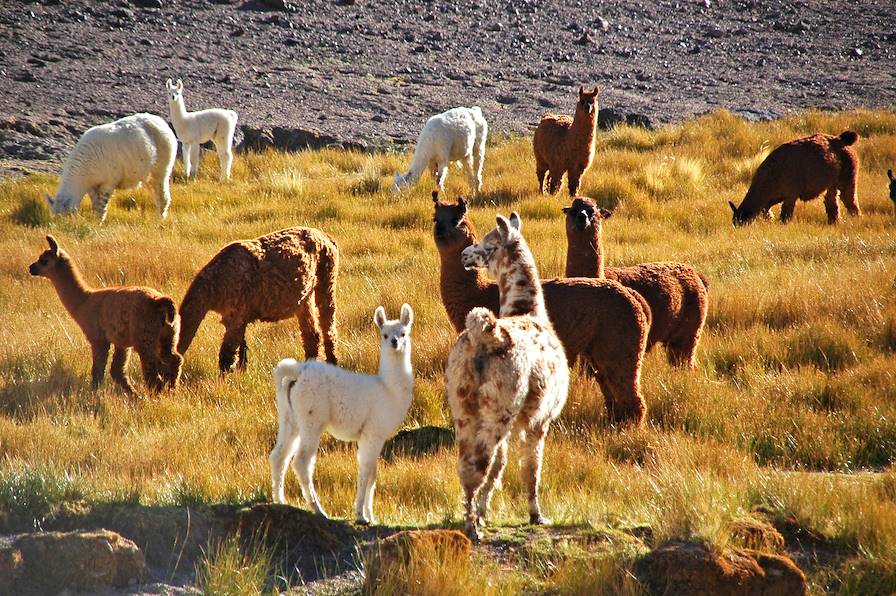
[634,540,807,596]
[0,529,146,595]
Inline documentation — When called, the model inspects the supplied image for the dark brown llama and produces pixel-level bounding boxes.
[178,227,339,374]
[533,86,599,196]
[888,169,896,213]
[729,131,860,225]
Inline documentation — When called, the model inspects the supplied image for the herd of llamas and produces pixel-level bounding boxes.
[22,77,892,541]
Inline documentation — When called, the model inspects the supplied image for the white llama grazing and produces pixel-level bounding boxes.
[165,78,238,181]
[393,106,488,195]
[270,304,415,525]
[46,113,176,222]
[446,213,569,541]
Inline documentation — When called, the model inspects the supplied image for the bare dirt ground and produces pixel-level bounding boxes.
[0,0,894,175]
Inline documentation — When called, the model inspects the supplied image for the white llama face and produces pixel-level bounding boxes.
[460,213,521,273]
[165,78,183,102]
[374,304,414,353]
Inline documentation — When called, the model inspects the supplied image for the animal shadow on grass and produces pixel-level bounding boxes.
[0,359,101,420]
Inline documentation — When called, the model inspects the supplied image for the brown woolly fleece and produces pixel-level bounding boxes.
[564,197,709,368]
[729,130,860,225]
[533,86,598,196]
[28,235,182,394]
[178,227,339,374]
[433,193,650,426]
[888,169,896,212]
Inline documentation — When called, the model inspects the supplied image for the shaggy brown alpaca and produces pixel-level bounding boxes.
[28,235,182,394]
[178,227,339,374]
[447,212,568,541]
[563,197,709,368]
[729,130,860,225]
[433,193,649,426]
[533,86,598,196]
[888,169,896,213]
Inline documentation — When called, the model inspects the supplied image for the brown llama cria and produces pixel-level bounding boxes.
[446,212,569,541]
[564,197,709,368]
[433,192,650,426]
[533,85,598,196]
[888,169,896,213]
[28,235,182,394]
[729,130,860,226]
[178,227,338,374]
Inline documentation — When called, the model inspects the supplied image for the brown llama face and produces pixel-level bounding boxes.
[577,85,599,115]
[28,235,63,278]
[432,193,473,247]
[563,197,612,233]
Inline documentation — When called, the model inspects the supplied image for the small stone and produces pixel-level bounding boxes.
[850,47,863,57]
[496,94,518,105]
[576,33,592,45]
[130,0,163,8]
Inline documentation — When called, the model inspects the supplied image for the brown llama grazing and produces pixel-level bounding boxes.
[533,86,599,196]
[28,235,182,394]
[888,169,896,213]
[433,192,650,426]
[563,197,709,368]
[447,213,569,541]
[178,227,339,374]
[729,130,860,226]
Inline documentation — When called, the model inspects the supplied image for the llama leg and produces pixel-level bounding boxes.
[94,190,113,222]
[475,437,508,526]
[535,157,548,194]
[355,437,385,525]
[218,324,247,374]
[547,172,563,195]
[520,426,549,525]
[269,415,301,504]
[291,430,327,517]
[473,142,486,195]
[462,157,478,196]
[779,198,797,223]
[314,263,338,365]
[151,173,172,219]
[215,139,233,182]
[110,346,136,396]
[456,420,512,541]
[181,143,192,178]
[840,169,860,217]
[435,162,449,192]
[296,296,322,361]
[568,167,583,196]
[89,340,111,390]
[823,186,841,224]
[189,143,201,178]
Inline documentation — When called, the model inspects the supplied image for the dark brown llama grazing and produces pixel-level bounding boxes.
[433,192,650,426]
[564,197,709,368]
[533,86,598,196]
[28,235,182,394]
[729,131,860,226]
[888,169,896,213]
[178,227,339,374]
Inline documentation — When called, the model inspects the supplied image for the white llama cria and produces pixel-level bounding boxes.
[393,106,488,195]
[270,304,415,525]
[46,113,176,222]
[446,213,569,541]
[165,78,238,181]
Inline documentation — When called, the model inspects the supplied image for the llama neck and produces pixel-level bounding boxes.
[570,108,597,148]
[403,150,428,184]
[169,97,189,127]
[176,274,215,355]
[49,258,92,320]
[497,238,548,320]
[378,346,414,399]
[438,238,497,332]
[565,227,603,278]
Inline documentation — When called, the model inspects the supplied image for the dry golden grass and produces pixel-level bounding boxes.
[2,109,896,592]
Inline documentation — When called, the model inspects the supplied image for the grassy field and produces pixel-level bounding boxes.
[1,110,896,593]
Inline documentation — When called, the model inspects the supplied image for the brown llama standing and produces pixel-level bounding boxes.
[563,197,709,368]
[446,212,569,541]
[178,227,338,374]
[533,86,599,196]
[729,130,860,225]
[433,192,650,426]
[28,235,183,394]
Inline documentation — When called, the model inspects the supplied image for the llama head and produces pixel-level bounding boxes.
[392,172,410,193]
[28,235,66,278]
[432,191,475,248]
[577,85,599,116]
[563,197,612,234]
[889,169,896,204]
[165,78,184,103]
[728,200,754,227]
[374,304,414,354]
[460,212,522,275]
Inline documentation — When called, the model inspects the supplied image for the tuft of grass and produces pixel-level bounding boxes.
[12,195,53,227]
[195,533,276,596]
[0,465,84,521]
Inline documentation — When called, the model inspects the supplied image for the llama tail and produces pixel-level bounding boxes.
[274,358,303,411]
[836,130,859,146]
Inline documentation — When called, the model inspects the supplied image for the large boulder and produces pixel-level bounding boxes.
[635,540,807,596]
[363,529,472,593]
[0,529,146,595]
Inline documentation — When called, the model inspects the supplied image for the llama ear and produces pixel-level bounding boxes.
[176,79,183,90]
[509,212,522,231]
[598,208,613,219]
[46,235,59,254]
[495,214,511,238]
[165,78,172,89]
[458,197,468,211]
[561,206,571,214]
[889,169,895,181]
[728,201,738,214]
[373,306,387,330]
[400,303,413,327]
[432,190,439,204]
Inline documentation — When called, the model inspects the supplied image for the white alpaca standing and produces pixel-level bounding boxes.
[45,113,176,222]
[393,106,488,195]
[270,304,415,525]
[165,78,238,181]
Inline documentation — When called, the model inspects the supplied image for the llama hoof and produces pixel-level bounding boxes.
[355,516,371,526]
[529,513,550,526]
[463,523,482,544]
